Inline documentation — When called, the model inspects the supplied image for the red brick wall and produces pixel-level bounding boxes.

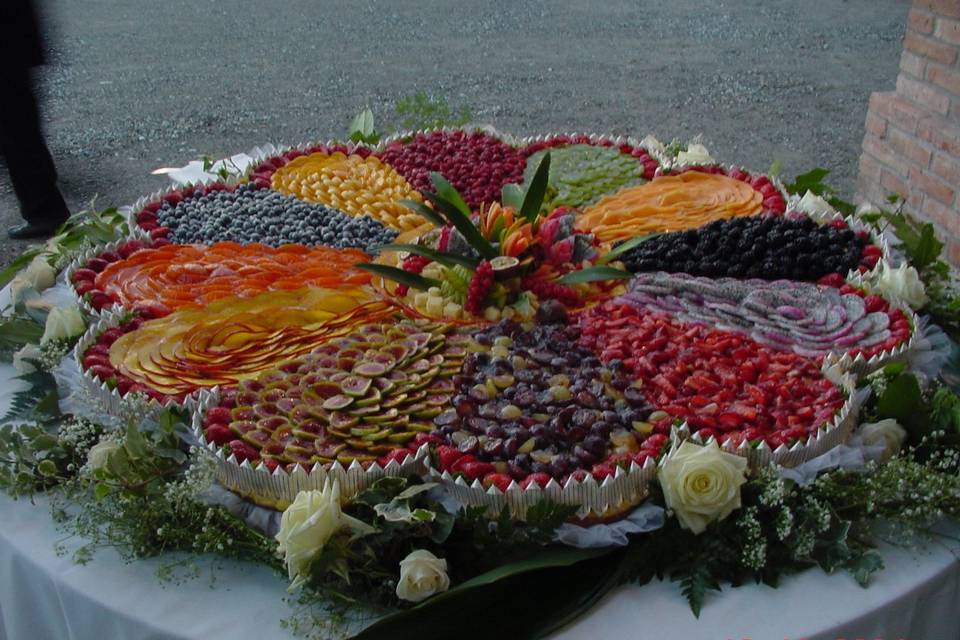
[857,0,960,263]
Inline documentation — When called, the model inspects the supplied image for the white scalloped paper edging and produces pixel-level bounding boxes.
[428,454,657,522]
[191,389,430,510]
[673,363,863,469]
[72,308,205,420]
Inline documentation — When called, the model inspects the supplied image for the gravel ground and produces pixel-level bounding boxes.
[0,0,910,266]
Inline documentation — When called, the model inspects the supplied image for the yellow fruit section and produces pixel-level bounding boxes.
[108,287,393,396]
[270,152,426,232]
[575,171,764,244]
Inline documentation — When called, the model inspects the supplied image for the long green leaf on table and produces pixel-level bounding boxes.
[352,546,620,640]
[422,193,498,260]
[0,317,45,349]
[554,265,632,285]
[400,199,446,228]
[354,264,440,291]
[429,173,472,218]
[380,244,479,270]
[598,233,662,264]
[519,151,551,223]
[501,183,524,210]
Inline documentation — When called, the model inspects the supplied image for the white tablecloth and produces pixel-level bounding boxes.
[1,488,958,640]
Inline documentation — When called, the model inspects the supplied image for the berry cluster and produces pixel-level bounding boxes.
[464,260,495,315]
[377,131,526,209]
[620,215,867,281]
[138,183,396,251]
[578,301,846,449]
[520,134,660,180]
[395,254,432,296]
[522,276,582,308]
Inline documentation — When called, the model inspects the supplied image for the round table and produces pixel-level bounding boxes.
[0,489,958,640]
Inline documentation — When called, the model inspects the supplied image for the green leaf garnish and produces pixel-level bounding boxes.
[0,248,43,289]
[354,263,441,291]
[519,151,551,223]
[599,233,662,264]
[501,183,524,210]
[430,173,472,218]
[555,266,632,285]
[784,167,830,195]
[380,243,479,270]
[348,108,380,145]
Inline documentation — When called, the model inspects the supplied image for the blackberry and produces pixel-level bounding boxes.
[620,214,865,282]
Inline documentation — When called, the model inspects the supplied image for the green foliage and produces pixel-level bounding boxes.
[881,210,944,274]
[519,152,551,224]
[394,93,472,132]
[3,369,61,423]
[421,180,498,260]
[0,249,43,289]
[348,108,381,145]
[782,167,857,215]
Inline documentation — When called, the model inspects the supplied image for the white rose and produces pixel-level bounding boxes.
[396,550,450,603]
[676,143,715,166]
[639,135,666,156]
[859,419,907,462]
[9,277,34,305]
[658,440,748,535]
[275,480,374,588]
[41,305,87,344]
[86,439,121,471]
[21,255,57,292]
[13,344,42,374]
[796,190,836,217]
[875,260,927,309]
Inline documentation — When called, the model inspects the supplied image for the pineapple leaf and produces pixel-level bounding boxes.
[501,183,524,210]
[598,233,662,264]
[519,151,551,223]
[422,193,498,260]
[354,263,440,291]
[380,244,479,270]
[430,173,472,218]
[554,266,632,285]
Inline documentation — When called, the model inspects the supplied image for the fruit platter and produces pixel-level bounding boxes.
[3,122,959,639]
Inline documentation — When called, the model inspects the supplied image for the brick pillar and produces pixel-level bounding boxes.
[856,0,960,262]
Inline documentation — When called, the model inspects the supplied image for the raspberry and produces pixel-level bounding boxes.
[402,255,431,273]
[464,260,495,315]
[523,276,582,308]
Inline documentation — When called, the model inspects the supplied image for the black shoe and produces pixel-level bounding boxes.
[7,221,64,239]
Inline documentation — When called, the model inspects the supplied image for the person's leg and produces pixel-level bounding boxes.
[0,66,69,238]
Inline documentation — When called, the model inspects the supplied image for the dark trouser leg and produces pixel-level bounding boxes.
[0,66,68,226]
